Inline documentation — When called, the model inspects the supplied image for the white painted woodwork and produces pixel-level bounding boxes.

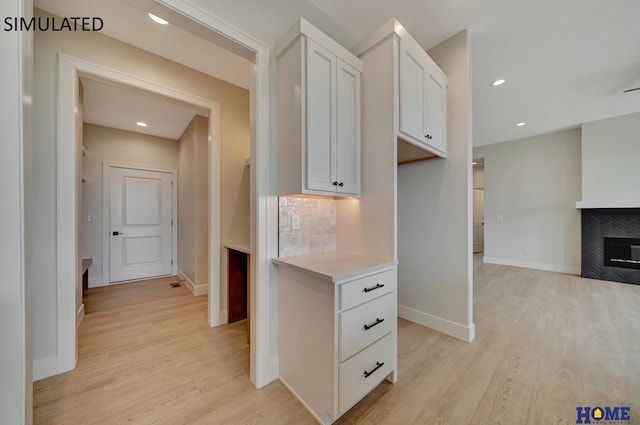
[277,18,362,198]
[399,35,448,158]
[338,332,395,415]
[0,0,31,421]
[306,39,338,193]
[339,268,395,310]
[339,293,395,361]
[276,255,397,424]
[109,167,173,282]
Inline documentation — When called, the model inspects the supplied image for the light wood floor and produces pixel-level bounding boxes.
[34,261,640,424]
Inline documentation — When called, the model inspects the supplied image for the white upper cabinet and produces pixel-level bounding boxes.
[276,19,362,198]
[399,34,447,157]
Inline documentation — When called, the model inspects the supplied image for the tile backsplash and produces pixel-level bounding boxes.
[279,196,336,257]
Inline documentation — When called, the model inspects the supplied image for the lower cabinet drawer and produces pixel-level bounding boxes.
[339,293,395,361]
[338,332,394,415]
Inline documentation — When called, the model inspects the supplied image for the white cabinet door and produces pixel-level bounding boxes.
[399,36,448,158]
[336,59,360,196]
[425,64,447,155]
[399,37,427,146]
[306,38,337,193]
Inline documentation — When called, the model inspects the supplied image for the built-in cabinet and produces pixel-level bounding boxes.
[399,35,447,157]
[352,18,448,163]
[276,19,362,197]
[274,253,398,424]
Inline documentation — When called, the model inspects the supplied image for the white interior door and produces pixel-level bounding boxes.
[473,189,485,253]
[109,166,173,283]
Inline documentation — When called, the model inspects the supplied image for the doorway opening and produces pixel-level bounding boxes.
[473,159,485,254]
[55,1,275,389]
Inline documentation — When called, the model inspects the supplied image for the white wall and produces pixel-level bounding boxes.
[33,7,249,378]
[397,31,474,342]
[177,116,210,292]
[581,112,640,207]
[474,128,582,274]
[0,0,32,422]
[82,124,179,286]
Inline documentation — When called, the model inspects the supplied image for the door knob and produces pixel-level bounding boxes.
[112,231,124,236]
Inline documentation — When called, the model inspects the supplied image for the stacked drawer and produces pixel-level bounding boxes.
[337,268,396,414]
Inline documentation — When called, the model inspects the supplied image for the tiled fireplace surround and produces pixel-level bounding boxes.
[581,208,640,285]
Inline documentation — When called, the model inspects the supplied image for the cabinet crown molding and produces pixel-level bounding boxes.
[275,17,362,72]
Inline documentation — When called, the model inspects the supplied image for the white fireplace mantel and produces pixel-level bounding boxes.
[576,201,640,209]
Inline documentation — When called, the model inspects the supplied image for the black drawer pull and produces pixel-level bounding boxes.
[364,362,384,378]
[364,318,384,331]
[363,283,384,293]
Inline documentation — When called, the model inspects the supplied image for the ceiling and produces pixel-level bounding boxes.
[81,77,207,140]
[36,0,640,147]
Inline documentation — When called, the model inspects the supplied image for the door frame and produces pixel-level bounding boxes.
[58,54,222,373]
[56,1,276,389]
[102,161,178,285]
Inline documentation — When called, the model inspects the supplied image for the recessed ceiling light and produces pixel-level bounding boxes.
[148,13,169,25]
[136,121,148,127]
[516,122,526,127]
[472,162,477,165]
[492,79,506,86]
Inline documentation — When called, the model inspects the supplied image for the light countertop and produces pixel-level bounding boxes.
[224,242,250,255]
[273,251,397,283]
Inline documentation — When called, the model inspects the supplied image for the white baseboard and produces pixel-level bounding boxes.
[33,356,58,381]
[89,276,107,288]
[483,256,580,275]
[279,376,327,425]
[398,304,476,342]
[219,309,228,325]
[77,304,85,327]
[177,269,208,296]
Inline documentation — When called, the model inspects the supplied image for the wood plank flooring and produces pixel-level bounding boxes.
[34,261,640,424]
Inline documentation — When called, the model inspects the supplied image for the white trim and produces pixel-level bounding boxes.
[279,376,328,425]
[219,309,229,325]
[398,304,476,342]
[576,201,640,209]
[178,269,209,296]
[33,356,58,382]
[77,304,85,327]
[483,256,581,275]
[58,54,223,378]
[102,161,178,285]
[0,0,30,419]
[155,2,276,388]
[88,276,105,288]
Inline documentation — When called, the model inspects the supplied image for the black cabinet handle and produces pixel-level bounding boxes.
[363,283,384,293]
[364,362,385,378]
[338,182,344,187]
[332,181,339,186]
[364,318,384,331]
[112,231,124,236]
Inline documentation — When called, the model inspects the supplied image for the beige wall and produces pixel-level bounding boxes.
[474,128,582,273]
[33,7,249,373]
[82,124,179,286]
[177,116,210,289]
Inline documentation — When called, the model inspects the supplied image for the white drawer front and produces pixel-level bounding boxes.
[338,332,394,415]
[340,268,396,311]
[339,293,395,361]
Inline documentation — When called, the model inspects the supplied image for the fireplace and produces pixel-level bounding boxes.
[581,208,640,285]
[604,237,640,270]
